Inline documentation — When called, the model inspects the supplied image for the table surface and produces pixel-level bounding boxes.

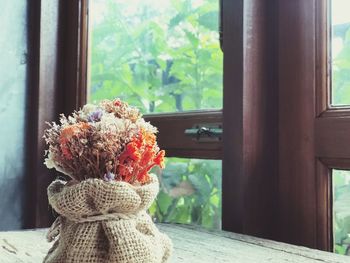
[0,224,349,263]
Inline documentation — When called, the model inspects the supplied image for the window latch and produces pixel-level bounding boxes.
[185,124,222,142]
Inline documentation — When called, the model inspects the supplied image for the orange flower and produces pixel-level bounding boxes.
[126,143,141,160]
[143,132,156,146]
[154,150,165,168]
[116,129,165,184]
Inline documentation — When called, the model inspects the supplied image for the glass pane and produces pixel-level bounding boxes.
[150,158,222,230]
[0,0,28,230]
[333,169,350,255]
[330,0,350,106]
[88,0,223,114]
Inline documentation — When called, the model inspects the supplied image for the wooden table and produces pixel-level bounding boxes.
[0,224,349,262]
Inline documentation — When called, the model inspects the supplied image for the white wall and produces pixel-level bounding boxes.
[0,0,27,230]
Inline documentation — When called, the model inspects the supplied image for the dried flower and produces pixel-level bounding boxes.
[103,172,116,182]
[116,129,165,184]
[87,109,103,122]
[43,98,165,184]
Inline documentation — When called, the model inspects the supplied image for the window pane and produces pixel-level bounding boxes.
[330,0,350,106]
[88,0,223,114]
[333,169,350,255]
[150,158,222,230]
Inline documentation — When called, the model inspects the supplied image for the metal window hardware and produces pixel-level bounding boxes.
[184,123,223,142]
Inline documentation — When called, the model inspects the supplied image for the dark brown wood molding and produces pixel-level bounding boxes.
[277,0,334,251]
[316,159,332,251]
[222,0,244,234]
[316,117,350,159]
[26,0,61,228]
[321,158,350,169]
[278,0,318,248]
[315,0,329,117]
[222,0,278,240]
[319,108,350,118]
[58,0,89,114]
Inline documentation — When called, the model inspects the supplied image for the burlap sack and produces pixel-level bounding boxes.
[44,175,172,263]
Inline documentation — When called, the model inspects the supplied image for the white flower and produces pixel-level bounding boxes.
[44,154,56,169]
[82,104,98,115]
[136,119,158,133]
[44,152,71,176]
[98,113,127,132]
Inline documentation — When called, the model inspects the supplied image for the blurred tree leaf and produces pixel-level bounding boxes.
[198,11,218,31]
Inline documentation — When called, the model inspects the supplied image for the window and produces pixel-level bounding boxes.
[87,0,223,229]
[330,0,350,106]
[312,0,350,255]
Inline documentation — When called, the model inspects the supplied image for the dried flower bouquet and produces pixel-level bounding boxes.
[44,98,165,184]
[43,99,172,263]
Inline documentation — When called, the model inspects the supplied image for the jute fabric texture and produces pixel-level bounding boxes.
[43,175,172,263]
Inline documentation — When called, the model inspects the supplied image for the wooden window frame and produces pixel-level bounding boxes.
[26,0,62,228]
[315,0,350,251]
[222,0,279,239]
[277,0,330,250]
[277,0,350,252]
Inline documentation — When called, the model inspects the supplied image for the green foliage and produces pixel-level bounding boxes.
[149,158,222,230]
[332,25,350,105]
[89,0,223,113]
[333,170,350,255]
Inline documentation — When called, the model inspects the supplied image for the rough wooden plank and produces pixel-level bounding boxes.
[0,229,50,263]
[0,225,349,262]
[160,224,350,263]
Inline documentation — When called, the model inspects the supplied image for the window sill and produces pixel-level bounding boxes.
[0,224,348,262]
